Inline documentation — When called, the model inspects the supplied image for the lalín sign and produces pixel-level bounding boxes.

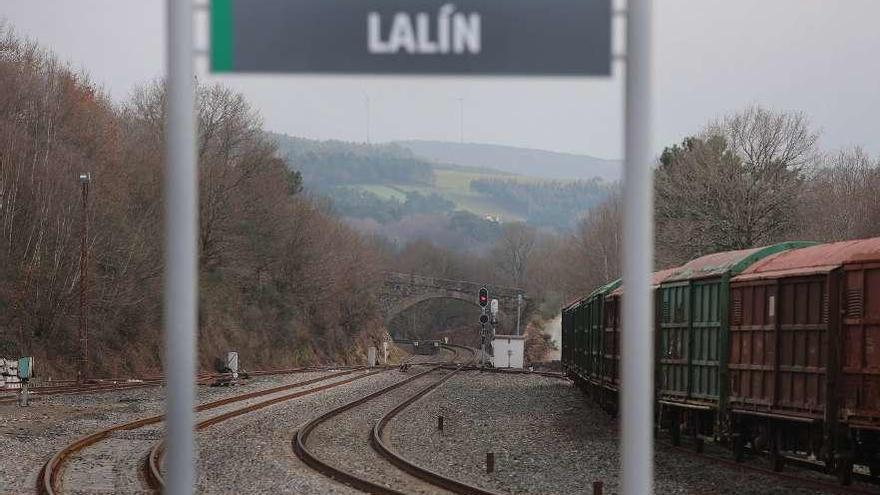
[210,0,612,75]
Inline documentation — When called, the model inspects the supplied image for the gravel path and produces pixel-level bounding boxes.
[0,369,357,493]
[389,371,867,495]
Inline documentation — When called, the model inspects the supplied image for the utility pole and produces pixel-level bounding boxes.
[365,94,371,144]
[516,293,522,336]
[78,172,91,384]
[457,97,464,143]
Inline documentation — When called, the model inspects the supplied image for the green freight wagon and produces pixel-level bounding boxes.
[564,297,589,385]
[656,241,815,441]
[561,298,581,376]
[583,279,621,393]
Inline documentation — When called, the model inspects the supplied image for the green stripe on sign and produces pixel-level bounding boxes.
[210,0,233,72]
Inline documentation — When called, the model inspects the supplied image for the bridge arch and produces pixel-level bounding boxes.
[379,271,526,331]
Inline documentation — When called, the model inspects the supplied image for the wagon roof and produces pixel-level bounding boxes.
[609,266,682,297]
[562,296,584,311]
[587,278,622,299]
[732,237,880,282]
[663,241,815,283]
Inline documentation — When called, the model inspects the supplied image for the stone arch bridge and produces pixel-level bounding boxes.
[380,271,526,330]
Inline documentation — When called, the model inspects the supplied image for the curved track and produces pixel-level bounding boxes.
[293,345,503,495]
[143,367,389,489]
[38,367,379,495]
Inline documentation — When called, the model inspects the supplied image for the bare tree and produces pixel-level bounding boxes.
[656,106,817,265]
[493,222,537,288]
[799,147,880,241]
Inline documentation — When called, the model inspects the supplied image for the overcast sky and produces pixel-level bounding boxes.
[4,1,879,160]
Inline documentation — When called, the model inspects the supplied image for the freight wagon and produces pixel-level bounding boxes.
[656,242,813,442]
[728,238,880,482]
[598,267,681,414]
[561,236,880,484]
[561,279,620,394]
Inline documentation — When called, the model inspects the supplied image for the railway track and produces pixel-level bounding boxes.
[293,345,503,495]
[37,367,382,495]
[1,365,376,406]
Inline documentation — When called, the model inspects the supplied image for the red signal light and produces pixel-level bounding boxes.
[478,287,489,307]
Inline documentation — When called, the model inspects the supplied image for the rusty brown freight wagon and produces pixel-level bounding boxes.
[599,267,681,413]
[728,237,880,481]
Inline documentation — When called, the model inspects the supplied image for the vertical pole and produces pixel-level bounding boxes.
[166,0,197,494]
[78,176,90,383]
[516,294,521,336]
[621,1,654,494]
[458,97,464,143]
[365,95,371,144]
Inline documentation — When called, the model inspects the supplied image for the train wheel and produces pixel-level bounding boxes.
[837,457,854,486]
[770,446,785,472]
[770,427,785,472]
[732,433,745,463]
[671,411,682,447]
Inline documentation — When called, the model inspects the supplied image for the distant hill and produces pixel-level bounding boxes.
[269,133,612,243]
[397,140,621,182]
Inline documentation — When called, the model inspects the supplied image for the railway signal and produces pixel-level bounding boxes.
[479,314,489,324]
[478,287,488,307]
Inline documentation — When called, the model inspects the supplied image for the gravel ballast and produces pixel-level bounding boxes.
[0,369,360,493]
[193,367,435,495]
[389,371,853,495]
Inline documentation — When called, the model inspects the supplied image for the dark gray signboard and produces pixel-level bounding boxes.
[211,0,612,75]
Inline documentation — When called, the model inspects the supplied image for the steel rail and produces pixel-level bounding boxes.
[145,367,390,489]
[2,366,366,405]
[293,348,465,495]
[293,365,445,495]
[37,368,365,495]
[369,348,503,495]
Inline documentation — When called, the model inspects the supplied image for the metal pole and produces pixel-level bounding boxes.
[458,97,464,143]
[166,0,197,493]
[78,174,90,384]
[365,95,371,144]
[621,1,654,494]
[516,294,522,336]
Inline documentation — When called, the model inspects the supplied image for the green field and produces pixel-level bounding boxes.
[346,169,563,222]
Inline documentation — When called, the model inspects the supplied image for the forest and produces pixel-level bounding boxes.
[0,29,384,376]
[469,178,611,229]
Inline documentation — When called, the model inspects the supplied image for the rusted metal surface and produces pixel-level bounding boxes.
[664,242,815,283]
[841,262,880,429]
[735,238,880,281]
[730,237,880,430]
[728,275,831,420]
